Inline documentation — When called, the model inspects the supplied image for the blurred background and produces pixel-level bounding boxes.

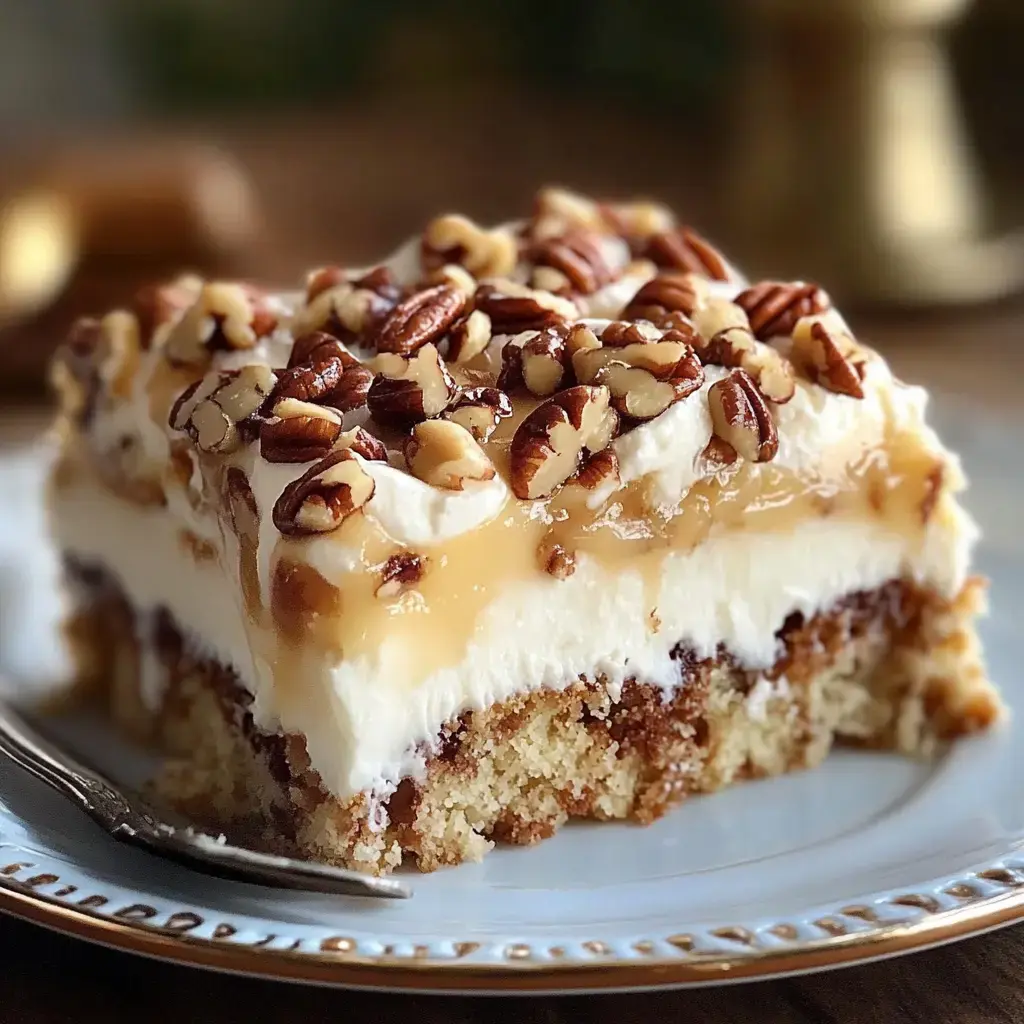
[0,0,1022,397]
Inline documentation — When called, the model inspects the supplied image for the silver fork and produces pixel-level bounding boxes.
[0,700,410,899]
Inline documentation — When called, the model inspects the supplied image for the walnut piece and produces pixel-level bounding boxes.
[369,285,467,356]
[421,214,519,278]
[509,385,618,499]
[273,450,375,536]
[164,282,278,367]
[404,419,496,490]
[790,319,865,399]
[170,364,276,455]
[367,343,458,428]
[734,281,830,341]
[707,369,779,463]
[443,387,512,442]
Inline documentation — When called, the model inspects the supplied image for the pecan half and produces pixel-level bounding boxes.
[446,309,492,364]
[472,282,578,335]
[404,419,496,490]
[791,320,865,399]
[529,231,612,295]
[367,343,458,428]
[443,387,512,442]
[421,214,519,278]
[521,324,572,396]
[272,450,375,536]
[274,347,372,414]
[622,272,703,327]
[707,369,779,463]
[370,285,466,356]
[734,281,830,341]
[260,398,344,463]
[287,331,359,370]
[692,298,796,404]
[644,227,731,281]
[169,364,277,454]
[164,282,278,367]
[376,551,426,598]
[509,385,618,500]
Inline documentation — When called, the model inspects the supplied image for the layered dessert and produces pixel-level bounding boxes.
[48,188,1003,874]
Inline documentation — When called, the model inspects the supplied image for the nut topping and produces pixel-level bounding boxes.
[421,214,518,278]
[572,447,620,491]
[169,364,277,455]
[529,188,606,240]
[509,385,618,499]
[599,319,667,347]
[260,398,343,464]
[272,450,375,536]
[644,227,731,281]
[791,320,865,399]
[707,369,779,463]
[370,285,467,356]
[164,282,278,367]
[366,343,458,428]
[692,298,796,404]
[132,275,202,348]
[539,541,576,580]
[446,309,492,364]
[272,347,372,414]
[734,281,830,341]
[376,552,426,599]
[287,331,359,370]
[443,386,512,442]
[335,425,388,462]
[528,231,612,294]
[521,324,571,396]
[622,272,704,327]
[296,265,401,342]
[472,282,578,335]
[572,328,704,421]
[404,419,496,490]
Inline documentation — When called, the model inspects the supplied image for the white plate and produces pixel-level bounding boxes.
[0,398,1022,994]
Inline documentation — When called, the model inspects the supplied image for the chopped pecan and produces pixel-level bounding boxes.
[472,282,578,335]
[446,309,492,364]
[707,369,779,463]
[443,387,512,442]
[296,265,401,342]
[600,198,675,241]
[273,450,375,536]
[790,320,865,399]
[370,285,466,356]
[287,331,359,370]
[424,262,478,297]
[539,540,576,580]
[565,322,601,358]
[693,298,796,404]
[622,272,703,327]
[529,231,612,295]
[599,320,668,347]
[521,324,572,397]
[169,364,276,455]
[376,551,426,598]
[529,187,607,240]
[404,419,496,490]
[224,467,260,546]
[367,343,458,428]
[421,214,519,278]
[496,342,525,393]
[132,275,202,348]
[572,447,620,491]
[700,436,740,473]
[734,281,830,341]
[164,282,278,367]
[335,425,388,462]
[509,385,618,500]
[260,398,344,463]
[643,227,731,281]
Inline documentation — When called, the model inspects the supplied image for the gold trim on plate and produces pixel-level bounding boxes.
[1,861,1024,990]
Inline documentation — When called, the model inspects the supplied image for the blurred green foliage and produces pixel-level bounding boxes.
[112,0,730,111]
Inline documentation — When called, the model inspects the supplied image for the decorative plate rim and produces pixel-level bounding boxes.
[2,855,1024,992]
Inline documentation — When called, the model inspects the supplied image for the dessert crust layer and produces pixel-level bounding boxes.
[63,566,1000,875]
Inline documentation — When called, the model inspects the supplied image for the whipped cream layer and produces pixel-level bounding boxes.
[49,197,980,801]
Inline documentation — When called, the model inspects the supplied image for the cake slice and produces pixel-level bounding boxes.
[48,188,1003,874]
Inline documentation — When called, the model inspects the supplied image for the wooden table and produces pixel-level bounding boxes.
[2,101,1023,1020]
